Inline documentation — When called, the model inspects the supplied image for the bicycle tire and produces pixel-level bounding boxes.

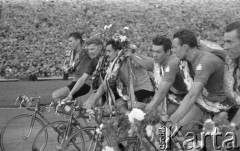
[0,114,46,151]
[118,136,152,151]
[60,127,111,151]
[32,120,80,151]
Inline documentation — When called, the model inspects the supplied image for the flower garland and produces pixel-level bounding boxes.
[92,55,110,90]
[96,25,135,111]
[153,62,163,86]
[224,55,240,105]
[104,49,126,111]
[200,39,240,105]
[179,60,229,113]
[179,40,236,113]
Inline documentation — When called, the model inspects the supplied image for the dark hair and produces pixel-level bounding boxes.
[69,32,83,44]
[173,29,198,48]
[85,37,103,46]
[152,35,172,52]
[106,39,123,51]
[225,21,240,39]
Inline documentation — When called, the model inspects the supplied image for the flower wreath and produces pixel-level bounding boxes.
[223,55,240,105]
[98,25,137,111]
[179,40,237,114]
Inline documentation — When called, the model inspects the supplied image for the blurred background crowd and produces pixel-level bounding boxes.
[1,0,240,80]
[0,42,66,80]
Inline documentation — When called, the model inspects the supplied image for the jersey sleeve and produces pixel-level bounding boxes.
[193,60,214,85]
[162,60,179,83]
[85,58,98,75]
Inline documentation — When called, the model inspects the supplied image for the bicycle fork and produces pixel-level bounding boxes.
[22,113,37,140]
[57,117,74,150]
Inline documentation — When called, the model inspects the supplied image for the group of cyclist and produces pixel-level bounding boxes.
[52,21,240,132]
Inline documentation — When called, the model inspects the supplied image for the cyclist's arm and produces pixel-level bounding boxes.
[146,60,179,112]
[145,81,173,112]
[130,53,154,71]
[68,73,89,98]
[91,80,107,104]
[169,82,204,123]
[68,58,98,99]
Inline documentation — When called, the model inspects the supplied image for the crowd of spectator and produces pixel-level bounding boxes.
[1,0,239,80]
[0,42,67,80]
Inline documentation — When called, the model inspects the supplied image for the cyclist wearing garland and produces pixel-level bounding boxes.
[125,35,187,116]
[83,39,155,113]
[169,29,234,125]
[62,37,104,102]
[223,21,240,122]
[52,32,91,105]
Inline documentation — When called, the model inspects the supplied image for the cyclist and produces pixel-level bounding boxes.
[62,37,104,102]
[169,29,234,126]
[223,21,240,122]
[52,32,91,105]
[125,35,188,117]
[83,39,155,113]
[53,35,104,107]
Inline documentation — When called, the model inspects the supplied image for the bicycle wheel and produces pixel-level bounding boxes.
[118,137,151,151]
[61,127,110,151]
[0,114,46,151]
[32,120,79,151]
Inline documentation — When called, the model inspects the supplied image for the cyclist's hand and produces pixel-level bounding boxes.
[145,105,153,114]
[160,114,169,123]
[61,95,72,104]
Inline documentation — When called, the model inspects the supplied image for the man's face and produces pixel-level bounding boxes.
[223,30,240,59]
[152,44,168,64]
[87,44,102,59]
[172,38,186,60]
[68,37,80,51]
[106,44,118,62]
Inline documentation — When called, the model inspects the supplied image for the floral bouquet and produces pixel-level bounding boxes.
[127,108,165,148]
[102,24,134,49]
[100,114,130,151]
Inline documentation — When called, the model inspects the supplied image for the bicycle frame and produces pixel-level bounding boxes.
[19,101,52,140]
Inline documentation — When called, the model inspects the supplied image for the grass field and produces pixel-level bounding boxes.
[0,79,92,107]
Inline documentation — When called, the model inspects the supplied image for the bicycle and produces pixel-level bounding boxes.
[60,108,153,151]
[116,113,204,151]
[0,95,49,151]
[32,100,94,151]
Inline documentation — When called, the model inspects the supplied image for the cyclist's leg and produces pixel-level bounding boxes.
[83,92,99,109]
[115,98,129,114]
[135,89,154,103]
[134,89,155,110]
[228,105,240,122]
[178,105,203,131]
[54,82,90,113]
[52,86,70,104]
[167,102,179,116]
[71,83,91,100]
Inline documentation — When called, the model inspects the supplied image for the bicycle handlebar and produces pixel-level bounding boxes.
[15,95,41,108]
[29,96,41,101]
